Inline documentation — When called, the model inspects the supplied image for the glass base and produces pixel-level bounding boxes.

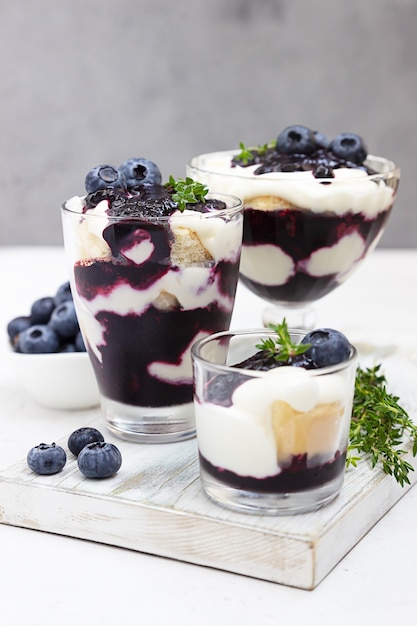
[199,466,344,515]
[102,397,196,444]
[262,304,317,331]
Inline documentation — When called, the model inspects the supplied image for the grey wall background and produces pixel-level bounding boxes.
[1,0,416,247]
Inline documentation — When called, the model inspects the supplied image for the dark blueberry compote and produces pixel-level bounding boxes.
[192,325,357,512]
[61,159,243,441]
[199,451,347,494]
[187,126,400,308]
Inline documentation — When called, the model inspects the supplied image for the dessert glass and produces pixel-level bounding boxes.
[192,329,357,514]
[187,152,400,329]
[61,193,243,443]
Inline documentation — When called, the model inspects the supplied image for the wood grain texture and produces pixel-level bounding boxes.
[0,420,415,590]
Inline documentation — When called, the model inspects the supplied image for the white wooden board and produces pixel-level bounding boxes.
[0,352,416,590]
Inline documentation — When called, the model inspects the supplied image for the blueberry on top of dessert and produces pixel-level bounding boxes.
[83,158,225,219]
[231,124,371,178]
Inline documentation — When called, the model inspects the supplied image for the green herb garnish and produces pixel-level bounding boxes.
[235,139,275,164]
[256,319,311,362]
[260,321,417,486]
[234,141,255,166]
[165,176,208,212]
[347,364,417,486]
[257,139,276,155]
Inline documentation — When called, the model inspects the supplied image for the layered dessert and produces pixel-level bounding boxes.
[192,324,357,512]
[61,159,242,440]
[188,126,400,305]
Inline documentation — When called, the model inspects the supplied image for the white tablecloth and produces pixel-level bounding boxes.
[1,246,417,625]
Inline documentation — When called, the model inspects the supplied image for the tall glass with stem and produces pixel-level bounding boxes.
[187,149,400,329]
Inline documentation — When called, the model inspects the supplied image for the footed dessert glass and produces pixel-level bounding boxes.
[61,193,243,443]
[187,152,400,329]
[192,329,357,514]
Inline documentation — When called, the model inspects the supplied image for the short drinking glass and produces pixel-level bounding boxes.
[192,329,357,514]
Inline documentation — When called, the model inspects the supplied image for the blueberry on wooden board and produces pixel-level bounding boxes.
[78,442,122,479]
[27,443,67,475]
[68,427,105,457]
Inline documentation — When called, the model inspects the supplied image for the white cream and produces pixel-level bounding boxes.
[122,232,154,265]
[303,232,365,278]
[64,195,242,265]
[195,402,279,478]
[232,366,319,416]
[148,331,209,385]
[187,150,395,218]
[195,366,352,477]
[239,244,294,286]
[238,233,366,287]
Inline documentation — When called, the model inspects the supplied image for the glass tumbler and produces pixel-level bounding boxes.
[192,329,357,514]
[61,193,243,443]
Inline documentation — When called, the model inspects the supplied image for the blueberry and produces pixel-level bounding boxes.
[49,301,79,339]
[85,165,127,194]
[77,442,122,478]
[205,372,248,407]
[313,131,330,149]
[30,296,56,324]
[288,353,319,369]
[68,427,105,457]
[74,331,86,352]
[276,125,317,155]
[27,443,67,475]
[301,328,351,367]
[7,315,31,346]
[19,325,60,354]
[329,133,367,164]
[55,281,72,305]
[59,342,77,353]
[118,158,162,189]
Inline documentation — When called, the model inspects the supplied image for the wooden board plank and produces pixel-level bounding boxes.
[0,352,416,589]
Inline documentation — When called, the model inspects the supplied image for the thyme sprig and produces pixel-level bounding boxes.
[256,139,276,155]
[234,142,255,165]
[165,176,208,212]
[347,364,417,486]
[259,321,417,486]
[256,319,311,362]
[234,139,275,164]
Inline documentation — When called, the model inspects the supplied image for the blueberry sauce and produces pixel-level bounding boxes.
[241,203,393,303]
[73,193,240,407]
[74,264,238,407]
[231,128,373,178]
[199,449,346,493]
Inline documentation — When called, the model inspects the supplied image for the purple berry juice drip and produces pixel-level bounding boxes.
[199,450,346,493]
[241,204,393,304]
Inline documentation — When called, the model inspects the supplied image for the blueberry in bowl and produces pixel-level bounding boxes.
[7,281,100,410]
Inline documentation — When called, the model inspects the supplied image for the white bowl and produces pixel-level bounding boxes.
[10,350,100,410]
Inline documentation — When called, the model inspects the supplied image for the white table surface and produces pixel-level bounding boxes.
[1,246,417,625]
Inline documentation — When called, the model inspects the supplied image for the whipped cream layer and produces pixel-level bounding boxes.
[195,366,354,479]
[188,150,395,218]
[65,196,242,265]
